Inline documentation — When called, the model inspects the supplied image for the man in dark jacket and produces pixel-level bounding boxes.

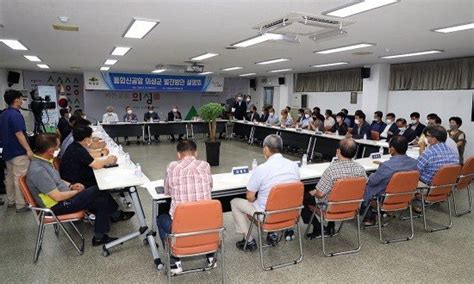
[348,112,372,140]
[233,94,247,120]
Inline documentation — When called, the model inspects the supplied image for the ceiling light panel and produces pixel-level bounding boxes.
[268,68,293,73]
[312,62,349,68]
[314,43,374,54]
[0,39,28,50]
[190,53,219,61]
[433,22,474,33]
[256,58,290,65]
[123,18,159,39]
[24,55,42,62]
[104,59,118,65]
[37,64,50,69]
[380,50,443,59]
[324,0,399,18]
[100,66,110,71]
[221,67,243,71]
[111,46,131,56]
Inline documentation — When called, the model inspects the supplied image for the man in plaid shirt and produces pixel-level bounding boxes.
[156,140,213,274]
[301,138,367,239]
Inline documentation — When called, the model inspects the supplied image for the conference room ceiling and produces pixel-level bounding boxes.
[0,0,473,76]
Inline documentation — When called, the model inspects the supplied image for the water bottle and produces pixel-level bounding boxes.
[252,159,258,170]
[302,154,308,167]
[363,133,367,140]
[335,129,339,136]
[135,163,143,177]
[125,153,131,166]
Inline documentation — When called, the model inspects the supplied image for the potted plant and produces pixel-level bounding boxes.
[198,102,225,166]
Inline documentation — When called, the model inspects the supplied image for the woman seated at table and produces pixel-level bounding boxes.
[279,108,293,127]
[326,112,348,135]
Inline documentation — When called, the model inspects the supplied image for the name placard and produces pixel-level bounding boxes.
[232,166,250,175]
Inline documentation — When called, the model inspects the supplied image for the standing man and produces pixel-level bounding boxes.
[0,90,33,212]
[233,94,247,120]
[167,106,184,142]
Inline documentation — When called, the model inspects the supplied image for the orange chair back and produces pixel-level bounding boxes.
[371,131,380,141]
[53,158,61,171]
[326,177,366,221]
[457,157,474,189]
[262,182,304,231]
[428,164,462,203]
[19,176,39,208]
[382,171,420,211]
[171,200,223,256]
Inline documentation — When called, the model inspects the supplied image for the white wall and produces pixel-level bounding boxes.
[388,90,473,157]
[293,91,362,113]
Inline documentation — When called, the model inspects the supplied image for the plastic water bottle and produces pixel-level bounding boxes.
[252,159,258,170]
[135,163,143,177]
[302,154,308,167]
[363,133,367,140]
[125,153,131,166]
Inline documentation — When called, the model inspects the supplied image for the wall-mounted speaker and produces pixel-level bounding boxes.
[301,94,308,108]
[249,79,256,90]
[361,67,371,79]
[7,71,20,87]
[278,77,285,85]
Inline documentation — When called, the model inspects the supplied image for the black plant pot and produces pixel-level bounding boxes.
[205,140,221,166]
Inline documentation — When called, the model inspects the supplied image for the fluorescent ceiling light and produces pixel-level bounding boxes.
[198,71,213,75]
[221,66,243,71]
[315,43,374,54]
[324,0,399,18]
[37,64,50,69]
[190,53,219,61]
[231,33,297,48]
[100,66,110,71]
[433,22,474,33]
[152,69,166,73]
[312,62,349,68]
[380,50,443,59]
[239,73,257,77]
[104,59,118,65]
[123,18,159,39]
[256,58,290,65]
[24,55,42,62]
[0,39,28,50]
[111,46,131,56]
[269,68,293,73]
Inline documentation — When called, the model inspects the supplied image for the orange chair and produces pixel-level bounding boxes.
[418,164,462,232]
[452,157,473,216]
[371,131,380,141]
[244,182,304,270]
[165,200,225,283]
[372,171,420,244]
[306,177,366,257]
[18,176,85,263]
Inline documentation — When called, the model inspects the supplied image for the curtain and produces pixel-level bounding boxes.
[389,57,474,90]
[295,68,362,92]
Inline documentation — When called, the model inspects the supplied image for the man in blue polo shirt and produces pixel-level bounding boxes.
[0,90,33,212]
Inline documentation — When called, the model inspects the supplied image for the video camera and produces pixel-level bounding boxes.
[29,90,56,113]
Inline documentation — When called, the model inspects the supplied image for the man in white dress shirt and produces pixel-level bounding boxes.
[102,106,119,124]
[231,134,300,251]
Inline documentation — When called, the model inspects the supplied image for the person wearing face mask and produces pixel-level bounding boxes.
[265,107,279,125]
[144,105,160,141]
[57,108,72,143]
[0,90,33,212]
[323,109,336,131]
[102,106,119,124]
[259,106,270,123]
[279,108,293,127]
[245,95,253,112]
[167,106,184,142]
[361,135,417,225]
[310,112,324,132]
[247,105,260,122]
[312,107,325,123]
[298,109,312,129]
[347,112,372,139]
[123,106,140,145]
[370,111,386,134]
[328,112,348,135]
[231,134,300,251]
[58,117,107,159]
[408,112,425,138]
[380,113,399,140]
[448,116,466,164]
[232,94,247,120]
[295,108,305,125]
[395,118,416,143]
[26,133,125,246]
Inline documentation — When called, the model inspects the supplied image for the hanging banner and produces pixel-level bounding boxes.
[83,72,224,92]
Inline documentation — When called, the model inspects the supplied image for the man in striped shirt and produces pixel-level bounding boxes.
[156,139,213,274]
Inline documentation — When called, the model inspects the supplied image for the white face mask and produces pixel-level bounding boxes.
[148,110,154,114]
[424,137,429,145]
[411,119,417,124]
[399,127,406,132]
[246,99,251,102]
[269,112,274,116]
[237,97,242,101]
[298,113,302,117]
[425,120,430,124]
[354,118,360,125]
[127,110,132,114]
[304,114,310,119]
[386,119,392,124]
[82,115,87,119]
[107,113,112,116]
[173,108,178,113]
[53,149,60,158]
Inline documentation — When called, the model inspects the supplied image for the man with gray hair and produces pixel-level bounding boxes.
[102,106,119,124]
[231,134,300,251]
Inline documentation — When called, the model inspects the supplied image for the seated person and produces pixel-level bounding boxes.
[380,113,399,140]
[123,106,140,145]
[259,106,270,123]
[102,106,119,124]
[57,108,71,144]
[418,116,458,154]
[297,109,311,129]
[341,108,352,127]
[59,117,107,159]
[310,112,324,132]
[347,112,371,139]
[302,138,367,238]
[157,140,213,274]
[144,105,160,141]
[231,134,300,251]
[396,118,416,143]
[448,116,466,164]
[362,135,417,225]
[247,105,260,122]
[295,108,304,125]
[265,107,279,125]
[409,112,425,138]
[323,109,335,131]
[370,111,386,134]
[328,112,348,135]
[312,107,325,123]
[60,125,119,189]
[417,113,438,149]
[167,106,184,142]
[26,133,132,246]
[279,108,293,127]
